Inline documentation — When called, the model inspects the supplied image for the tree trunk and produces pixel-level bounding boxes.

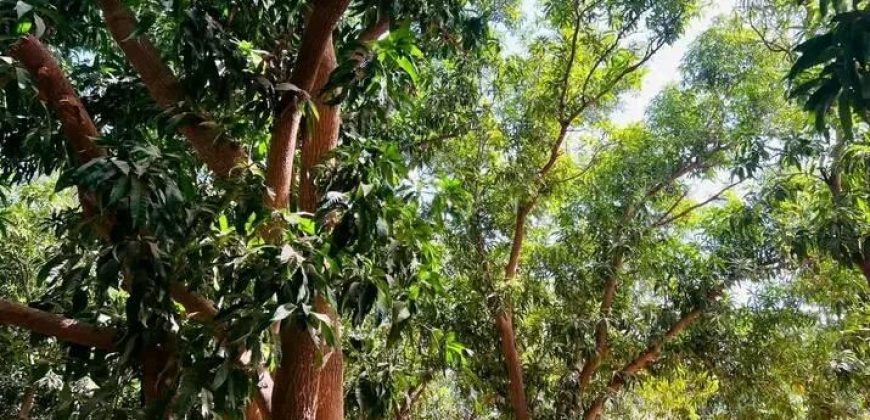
[860,255,870,288]
[142,342,174,406]
[302,39,344,420]
[270,37,349,406]
[495,310,529,420]
[272,315,322,420]
[17,386,35,419]
[494,202,532,420]
[263,0,350,209]
[314,296,343,420]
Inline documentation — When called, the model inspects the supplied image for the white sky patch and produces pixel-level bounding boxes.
[612,0,737,125]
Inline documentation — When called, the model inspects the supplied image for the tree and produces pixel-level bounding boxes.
[0,0,497,417]
[2,1,869,418]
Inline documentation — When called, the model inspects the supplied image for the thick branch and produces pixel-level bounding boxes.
[582,289,723,419]
[505,200,536,282]
[11,35,270,413]
[264,0,351,209]
[9,36,103,164]
[96,0,248,177]
[578,155,722,401]
[359,16,391,43]
[0,299,117,351]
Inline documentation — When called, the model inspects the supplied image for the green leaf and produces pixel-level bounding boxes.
[788,33,836,80]
[272,303,296,322]
[108,178,129,206]
[130,177,146,228]
[394,56,419,83]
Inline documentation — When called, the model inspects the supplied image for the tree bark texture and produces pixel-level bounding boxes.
[494,310,529,420]
[9,36,102,164]
[495,201,532,420]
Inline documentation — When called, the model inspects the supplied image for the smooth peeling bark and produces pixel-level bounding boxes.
[96,0,247,176]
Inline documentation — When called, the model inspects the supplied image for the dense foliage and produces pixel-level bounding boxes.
[0,0,868,419]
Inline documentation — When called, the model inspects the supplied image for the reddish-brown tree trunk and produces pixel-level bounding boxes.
[18,386,35,420]
[141,341,174,405]
[271,316,322,420]
[267,2,349,418]
[287,37,345,420]
[263,0,350,209]
[313,296,343,420]
[494,311,529,420]
[495,202,532,420]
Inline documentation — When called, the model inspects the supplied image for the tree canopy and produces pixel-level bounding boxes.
[0,0,868,419]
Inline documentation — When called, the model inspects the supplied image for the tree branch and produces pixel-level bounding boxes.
[558,0,583,121]
[359,15,391,43]
[9,36,103,164]
[96,0,248,177]
[577,252,624,399]
[264,0,351,209]
[650,180,743,229]
[582,289,723,419]
[578,16,638,113]
[10,35,270,414]
[0,299,118,351]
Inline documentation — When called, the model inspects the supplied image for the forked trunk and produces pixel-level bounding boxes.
[303,40,344,420]
[272,37,344,420]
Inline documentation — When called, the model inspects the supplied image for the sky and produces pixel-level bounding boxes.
[611,0,737,125]
[503,0,738,122]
